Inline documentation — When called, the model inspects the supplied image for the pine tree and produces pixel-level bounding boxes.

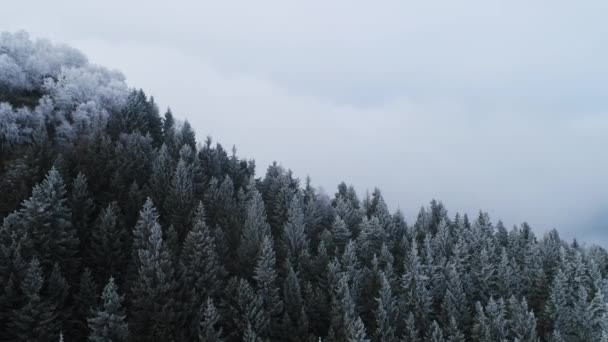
[239,185,272,276]
[496,247,516,299]
[45,263,70,334]
[332,215,351,255]
[402,312,420,342]
[446,316,466,342]
[473,298,507,342]
[282,263,308,341]
[374,272,398,342]
[507,296,538,342]
[128,198,159,277]
[14,167,79,273]
[89,202,126,283]
[443,262,469,329]
[433,218,452,261]
[545,269,569,336]
[200,297,223,342]
[130,199,177,341]
[283,195,309,270]
[253,236,283,339]
[427,321,445,342]
[88,277,128,342]
[10,257,58,341]
[72,268,98,341]
[70,172,96,259]
[236,278,267,340]
[162,108,176,147]
[401,240,432,334]
[347,317,370,342]
[164,158,194,241]
[178,120,196,149]
[472,301,491,342]
[149,144,174,213]
[176,202,223,341]
[328,273,357,341]
[472,247,494,303]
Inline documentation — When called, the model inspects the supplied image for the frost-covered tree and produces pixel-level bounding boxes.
[9,167,79,274]
[374,272,398,342]
[176,202,223,341]
[283,195,309,269]
[253,236,283,339]
[129,199,176,341]
[239,184,272,275]
[164,158,194,241]
[200,297,223,342]
[88,277,128,342]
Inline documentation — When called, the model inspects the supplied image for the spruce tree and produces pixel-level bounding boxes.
[401,240,432,334]
[89,202,126,284]
[70,172,95,259]
[176,202,223,341]
[88,277,128,342]
[282,263,308,341]
[236,278,267,340]
[443,262,469,329]
[283,195,309,270]
[164,158,194,241]
[253,236,283,339]
[45,263,70,334]
[130,199,176,341]
[507,296,538,342]
[10,257,58,341]
[374,272,398,342]
[427,320,445,342]
[446,316,466,342]
[239,186,272,276]
[332,215,351,255]
[149,144,174,214]
[200,297,223,342]
[72,268,98,341]
[545,269,569,336]
[347,316,370,342]
[15,167,79,274]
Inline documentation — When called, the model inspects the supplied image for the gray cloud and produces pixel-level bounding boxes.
[4,0,608,244]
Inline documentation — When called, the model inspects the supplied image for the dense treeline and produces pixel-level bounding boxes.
[1,31,608,342]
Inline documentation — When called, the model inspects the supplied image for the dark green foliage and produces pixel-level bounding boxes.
[72,268,98,341]
[129,199,177,342]
[10,257,58,341]
[89,202,127,284]
[8,167,79,275]
[200,298,223,342]
[88,277,128,342]
[164,158,194,241]
[70,172,96,259]
[175,203,223,341]
[282,264,308,341]
[253,236,283,340]
[108,89,163,145]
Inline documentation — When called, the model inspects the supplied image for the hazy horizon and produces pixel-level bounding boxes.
[4,0,608,245]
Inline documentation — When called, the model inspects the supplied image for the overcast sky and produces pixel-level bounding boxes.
[4,0,608,244]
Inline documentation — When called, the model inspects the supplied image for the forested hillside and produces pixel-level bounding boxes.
[1,31,607,342]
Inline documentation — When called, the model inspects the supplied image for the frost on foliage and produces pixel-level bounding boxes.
[0,31,129,149]
[43,64,128,111]
[0,31,87,91]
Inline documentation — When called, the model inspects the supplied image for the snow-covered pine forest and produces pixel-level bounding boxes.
[1,31,607,342]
